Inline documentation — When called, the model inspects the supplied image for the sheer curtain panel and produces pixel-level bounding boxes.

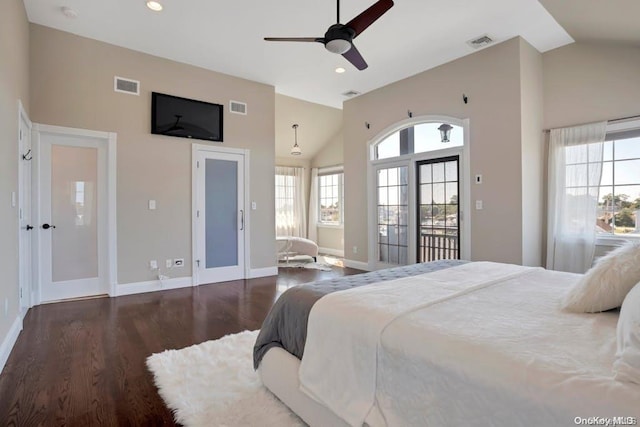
[546,121,607,273]
[275,166,307,238]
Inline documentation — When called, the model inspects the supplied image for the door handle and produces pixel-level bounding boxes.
[240,210,244,231]
[25,225,34,231]
[42,223,56,230]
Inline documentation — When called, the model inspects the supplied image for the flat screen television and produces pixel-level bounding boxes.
[151,92,223,142]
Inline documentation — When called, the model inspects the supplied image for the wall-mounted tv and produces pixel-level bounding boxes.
[151,92,223,142]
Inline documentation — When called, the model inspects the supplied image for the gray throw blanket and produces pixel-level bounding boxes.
[253,259,466,369]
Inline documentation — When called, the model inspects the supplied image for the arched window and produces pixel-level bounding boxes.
[374,122,464,160]
[367,118,469,269]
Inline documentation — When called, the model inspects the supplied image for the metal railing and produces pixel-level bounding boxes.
[419,227,459,262]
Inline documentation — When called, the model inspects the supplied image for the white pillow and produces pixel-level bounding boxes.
[563,240,640,313]
[614,281,640,384]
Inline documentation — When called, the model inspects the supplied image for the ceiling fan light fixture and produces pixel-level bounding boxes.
[146,1,163,12]
[326,39,352,54]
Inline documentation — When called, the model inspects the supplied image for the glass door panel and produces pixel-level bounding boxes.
[377,166,409,265]
[417,156,460,262]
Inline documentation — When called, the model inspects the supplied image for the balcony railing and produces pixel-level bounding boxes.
[420,227,459,262]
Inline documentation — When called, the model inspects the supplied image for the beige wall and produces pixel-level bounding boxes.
[344,38,529,265]
[519,39,544,266]
[543,43,640,129]
[0,0,29,346]
[29,25,276,284]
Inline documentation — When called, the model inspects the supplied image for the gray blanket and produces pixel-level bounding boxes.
[253,259,466,369]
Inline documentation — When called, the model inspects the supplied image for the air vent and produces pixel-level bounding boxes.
[229,100,247,115]
[114,76,140,95]
[342,90,361,98]
[466,34,494,49]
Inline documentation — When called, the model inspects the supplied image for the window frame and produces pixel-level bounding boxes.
[595,119,640,244]
[317,167,344,228]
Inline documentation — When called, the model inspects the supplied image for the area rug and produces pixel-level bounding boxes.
[146,330,304,427]
[278,261,333,271]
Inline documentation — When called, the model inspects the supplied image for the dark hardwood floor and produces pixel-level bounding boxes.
[0,264,362,426]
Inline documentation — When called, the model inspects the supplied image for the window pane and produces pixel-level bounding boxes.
[420,164,432,184]
[388,186,399,205]
[614,137,640,161]
[388,168,398,186]
[421,186,432,204]
[432,183,445,204]
[446,183,458,204]
[565,164,588,188]
[614,159,640,185]
[600,162,613,186]
[378,169,388,186]
[603,141,614,162]
[376,133,400,160]
[445,161,458,182]
[389,226,399,245]
[432,163,445,183]
[378,187,388,205]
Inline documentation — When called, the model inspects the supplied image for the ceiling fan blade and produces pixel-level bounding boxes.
[342,44,368,70]
[264,37,324,43]
[345,0,394,37]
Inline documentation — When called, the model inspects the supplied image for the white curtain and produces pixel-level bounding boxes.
[308,168,319,242]
[275,166,307,238]
[546,121,607,273]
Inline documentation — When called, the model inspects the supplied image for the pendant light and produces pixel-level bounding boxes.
[291,124,302,155]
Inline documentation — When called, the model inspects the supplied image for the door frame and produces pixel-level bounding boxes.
[17,101,33,311]
[191,143,251,286]
[366,115,471,270]
[32,124,118,304]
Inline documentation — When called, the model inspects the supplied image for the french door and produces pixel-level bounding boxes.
[416,156,460,262]
[372,152,465,268]
[194,148,246,284]
[37,127,113,302]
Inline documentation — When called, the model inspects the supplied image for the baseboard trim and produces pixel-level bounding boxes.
[318,247,345,257]
[249,266,278,278]
[343,259,372,271]
[0,315,23,375]
[115,276,193,297]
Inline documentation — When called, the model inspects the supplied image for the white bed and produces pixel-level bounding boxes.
[259,262,640,426]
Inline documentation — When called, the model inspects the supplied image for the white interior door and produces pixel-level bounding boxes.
[38,130,109,302]
[18,103,33,311]
[194,149,246,284]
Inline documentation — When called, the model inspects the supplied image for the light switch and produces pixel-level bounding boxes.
[148,200,156,210]
[476,200,483,210]
[11,192,16,208]
[251,201,257,210]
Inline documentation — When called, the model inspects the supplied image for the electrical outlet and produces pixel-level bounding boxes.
[352,246,358,254]
[150,260,158,270]
[165,259,172,269]
[173,258,185,267]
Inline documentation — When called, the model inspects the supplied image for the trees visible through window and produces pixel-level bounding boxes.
[319,173,343,225]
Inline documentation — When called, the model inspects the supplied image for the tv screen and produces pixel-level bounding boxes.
[151,92,223,142]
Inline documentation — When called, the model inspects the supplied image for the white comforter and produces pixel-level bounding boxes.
[299,262,640,427]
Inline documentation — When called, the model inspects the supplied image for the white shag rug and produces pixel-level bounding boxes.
[146,330,305,427]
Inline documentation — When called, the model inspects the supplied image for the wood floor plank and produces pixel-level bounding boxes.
[0,265,362,426]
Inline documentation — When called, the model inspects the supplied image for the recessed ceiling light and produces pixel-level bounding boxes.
[146,1,163,11]
[335,67,346,74]
[60,6,78,19]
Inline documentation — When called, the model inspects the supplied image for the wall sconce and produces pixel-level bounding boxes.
[438,123,453,143]
[291,124,302,155]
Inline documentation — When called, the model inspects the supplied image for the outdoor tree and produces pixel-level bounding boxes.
[615,208,636,228]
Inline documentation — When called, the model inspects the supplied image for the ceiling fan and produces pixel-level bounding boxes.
[264,0,394,71]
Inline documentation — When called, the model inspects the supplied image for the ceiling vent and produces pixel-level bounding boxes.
[229,100,247,115]
[114,76,140,95]
[466,34,494,49]
[342,90,361,98]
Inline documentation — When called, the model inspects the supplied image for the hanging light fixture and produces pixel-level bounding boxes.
[291,124,302,155]
[438,123,453,143]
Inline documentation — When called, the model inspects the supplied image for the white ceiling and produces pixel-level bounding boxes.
[23,0,573,109]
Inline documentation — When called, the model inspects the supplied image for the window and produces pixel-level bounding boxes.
[375,123,463,160]
[275,166,305,237]
[596,130,640,236]
[318,172,343,226]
